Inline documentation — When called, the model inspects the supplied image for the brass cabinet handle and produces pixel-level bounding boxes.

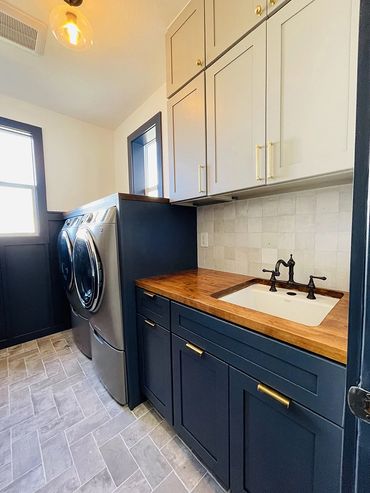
[255,4,263,16]
[196,59,203,67]
[143,290,156,299]
[185,342,204,356]
[257,383,291,408]
[144,319,156,327]
[198,164,206,193]
[255,144,264,181]
[269,0,277,5]
[267,141,274,179]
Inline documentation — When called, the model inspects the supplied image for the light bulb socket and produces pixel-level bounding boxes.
[64,0,83,7]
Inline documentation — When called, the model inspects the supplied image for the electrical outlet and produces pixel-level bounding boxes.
[200,232,209,248]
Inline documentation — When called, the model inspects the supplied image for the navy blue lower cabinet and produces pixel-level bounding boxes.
[230,367,343,493]
[172,333,230,488]
[137,315,173,423]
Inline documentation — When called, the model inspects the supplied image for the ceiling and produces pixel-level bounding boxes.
[0,0,187,128]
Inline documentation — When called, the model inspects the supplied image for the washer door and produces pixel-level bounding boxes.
[57,230,74,292]
[73,228,103,312]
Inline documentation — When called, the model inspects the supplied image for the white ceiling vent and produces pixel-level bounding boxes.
[0,1,47,54]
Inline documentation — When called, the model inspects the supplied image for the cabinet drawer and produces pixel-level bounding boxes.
[172,333,229,487]
[171,302,346,426]
[137,315,173,422]
[136,288,170,329]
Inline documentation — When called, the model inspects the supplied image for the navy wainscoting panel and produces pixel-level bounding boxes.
[0,213,70,348]
[230,367,343,493]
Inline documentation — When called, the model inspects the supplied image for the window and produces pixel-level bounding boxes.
[0,117,47,237]
[128,112,163,197]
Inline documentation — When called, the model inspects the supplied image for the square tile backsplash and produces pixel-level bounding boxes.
[197,184,353,291]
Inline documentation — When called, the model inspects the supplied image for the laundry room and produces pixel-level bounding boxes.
[0,0,369,492]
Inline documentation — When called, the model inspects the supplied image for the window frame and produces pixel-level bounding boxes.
[127,112,164,198]
[0,116,48,244]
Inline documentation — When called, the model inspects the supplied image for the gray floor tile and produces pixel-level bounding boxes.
[35,466,80,493]
[132,402,152,419]
[121,409,162,448]
[54,386,81,416]
[38,407,85,443]
[44,359,63,377]
[9,372,47,393]
[100,435,137,487]
[70,434,105,484]
[0,387,8,409]
[41,432,73,482]
[8,348,40,363]
[31,388,55,415]
[66,409,110,445]
[9,386,32,413]
[192,473,226,493]
[60,357,83,378]
[0,463,12,490]
[73,386,105,417]
[150,421,176,449]
[162,437,206,491]
[0,405,33,433]
[115,469,151,493]
[3,464,45,493]
[30,371,66,394]
[51,373,86,395]
[0,406,8,419]
[0,430,10,467]
[52,339,69,352]
[130,436,171,489]
[12,406,59,441]
[37,339,55,355]
[96,388,124,417]
[78,467,115,493]
[154,472,187,492]
[93,408,136,447]
[25,357,45,377]
[12,430,42,479]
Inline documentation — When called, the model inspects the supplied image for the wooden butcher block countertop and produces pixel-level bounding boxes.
[136,269,349,365]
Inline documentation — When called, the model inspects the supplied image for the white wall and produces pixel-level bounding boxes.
[0,94,115,212]
[113,84,169,196]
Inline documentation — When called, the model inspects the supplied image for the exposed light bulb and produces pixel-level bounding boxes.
[63,12,80,46]
[50,4,93,51]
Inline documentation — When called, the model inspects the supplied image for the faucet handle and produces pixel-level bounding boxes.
[307,275,327,299]
[262,269,279,292]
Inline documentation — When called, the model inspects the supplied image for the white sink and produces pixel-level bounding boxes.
[219,283,340,326]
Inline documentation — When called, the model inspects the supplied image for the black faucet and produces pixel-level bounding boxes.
[274,254,296,285]
[307,275,327,300]
[262,269,280,292]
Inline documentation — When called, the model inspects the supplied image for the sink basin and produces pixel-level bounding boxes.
[218,283,340,326]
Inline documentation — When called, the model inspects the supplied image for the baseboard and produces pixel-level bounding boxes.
[0,323,71,350]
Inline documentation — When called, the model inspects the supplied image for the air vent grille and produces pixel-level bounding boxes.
[0,11,38,51]
[0,1,47,54]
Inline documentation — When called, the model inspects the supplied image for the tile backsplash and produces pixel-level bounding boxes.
[197,184,353,291]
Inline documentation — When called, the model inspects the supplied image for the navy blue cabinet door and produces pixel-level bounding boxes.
[137,315,173,423]
[230,367,343,493]
[172,333,229,488]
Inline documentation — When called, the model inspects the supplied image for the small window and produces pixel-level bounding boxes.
[0,117,47,237]
[128,112,163,197]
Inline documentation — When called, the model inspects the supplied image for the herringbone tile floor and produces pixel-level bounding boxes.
[0,330,226,492]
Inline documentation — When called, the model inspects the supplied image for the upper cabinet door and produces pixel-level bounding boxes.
[205,0,267,64]
[166,0,205,97]
[207,24,266,196]
[267,0,288,14]
[168,74,207,202]
[266,0,360,184]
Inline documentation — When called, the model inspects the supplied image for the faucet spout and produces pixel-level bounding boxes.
[274,254,296,285]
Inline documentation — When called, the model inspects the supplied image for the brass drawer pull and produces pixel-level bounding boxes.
[143,291,156,299]
[144,319,156,327]
[185,342,204,357]
[257,383,291,408]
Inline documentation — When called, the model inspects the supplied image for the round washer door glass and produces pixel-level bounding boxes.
[57,230,74,292]
[73,228,103,311]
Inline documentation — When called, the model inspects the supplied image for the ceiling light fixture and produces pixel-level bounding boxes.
[50,0,93,51]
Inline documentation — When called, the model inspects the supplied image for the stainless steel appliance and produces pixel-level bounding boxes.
[57,216,92,358]
[73,207,126,403]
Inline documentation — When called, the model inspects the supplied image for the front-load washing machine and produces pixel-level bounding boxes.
[57,216,92,358]
[73,207,126,404]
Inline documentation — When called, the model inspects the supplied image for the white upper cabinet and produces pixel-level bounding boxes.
[168,74,207,202]
[266,0,359,184]
[205,0,267,64]
[166,0,205,97]
[206,24,266,195]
